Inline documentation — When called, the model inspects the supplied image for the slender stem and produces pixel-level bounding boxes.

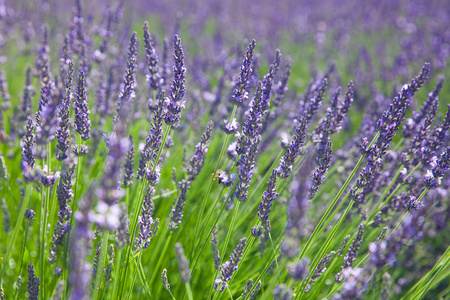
[190,179,239,279]
[12,186,32,300]
[192,105,237,252]
[92,231,109,300]
[268,232,279,268]
[126,255,139,300]
[416,252,450,298]
[403,245,450,299]
[296,155,363,262]
[39,183,46,299]
[185,282,193,300]
[119,124,171,299]
[137,259,153,299]
[149,232,173,287]
[243,234,286,300]
[296,132,379,264]
[111,246,123,300]
[220,201,241,265]
[210,200,242,299]
[63,135,83,298]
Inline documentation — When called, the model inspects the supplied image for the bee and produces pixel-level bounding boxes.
[212,169,226,183]
[213,169,235,187]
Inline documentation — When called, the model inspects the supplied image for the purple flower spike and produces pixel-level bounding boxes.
[308,141,333,199]
[116,32,137,121]
[257,169,279,231]
[211,225,221,271]
[424,147,450,189]
[175,242,191,283]
[143,21,161,91]
[56,60,74,161]
[137,186,159,249]
[277,117,307,178]
[165,34,186,126]
[187,120,214,181]
[27,263,40,300]
[138,90,165,181]
[122,135,135,187]
[169,179,190,230]
[22,118,36,171]
[74,70,91,141]
[215,237,247,292]
[230,40,256,106]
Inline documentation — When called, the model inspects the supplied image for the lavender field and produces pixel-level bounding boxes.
[0,0,450,299]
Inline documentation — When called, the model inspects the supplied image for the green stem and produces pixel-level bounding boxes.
[221,201,241,265]
[190,179,239,280]
[39,184,48,300]
[64,135,83,298]
[111,245,124,300]
[13,187,32,300]
[210,201,242,300]
[295,132,379,265]
[192,105,237,253]
[416,254,450,298]
[118,124,171,299]
[296,198,356,299]
[137,259,153,299]
[149,232,173,287]
[92,231,109,300]
[403,245,450,299]
[243,233,286,300]
[185,282,193,300]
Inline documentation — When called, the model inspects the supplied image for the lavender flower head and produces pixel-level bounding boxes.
[169,179,190,230]
[406,80,442,165]
[136,186,159,249]
[424,147,450,189]
[22,118,36,171]
[287,258,309,281]
[241,279,261,299]
[165,34,186,126]
[122,135,135,187]
[27,263,39,300]
[344,223,364,268]
[0,69,11,111]
[24,209,36,221]
[277,117,307,178]
[223,118,238,135]
[215,237,247,292]
[260,49,281,112]
[375,63,430,154]
[143,21,161,91]
[187,120,214,181]
[137,90,165,181]
[116,32,137,120]
[337,223,364,282]
[175,242,191,283]
[304,78,328,124]
[257,169,279,231]
[20,67,35,122]
[74,70,91,141]
[211,225,221,271]
[274,57,292,107]
[422,105,450,164]
[0,153,9,184]
[235,138,258,201]
[161,268,170,291]
[230,39,256,106]
[49,164,76,263]
[308,141,333,199]
[56,59,74,161]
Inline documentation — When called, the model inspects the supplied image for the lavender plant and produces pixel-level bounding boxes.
[0,1,449,299]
